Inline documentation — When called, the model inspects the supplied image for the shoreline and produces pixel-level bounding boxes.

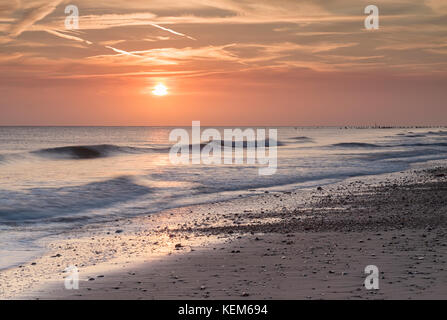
[1,161,446,299]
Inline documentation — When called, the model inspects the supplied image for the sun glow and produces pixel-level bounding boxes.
[152,83,168,96]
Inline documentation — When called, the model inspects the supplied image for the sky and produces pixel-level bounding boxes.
[0,0,447,126]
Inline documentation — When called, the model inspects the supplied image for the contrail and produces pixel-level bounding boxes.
[105,46,142,57]
[9,0,63,37]
[149,23,196,41]
[45,29,92,45]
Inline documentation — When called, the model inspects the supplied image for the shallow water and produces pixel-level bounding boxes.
[1,126,447,269]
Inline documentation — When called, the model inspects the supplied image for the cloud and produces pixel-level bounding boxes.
[92,44,240,67]
[0,52,24,62]
[425,0,447,13]
[377,42,447,51]
[104,46,142,57]
[9,0,62,37]
[98,39,127,46]
[149,23,196,40]
[426,48,447,55]
[34,12,197,41]
[45,29,93,45]
[1,0,447,84]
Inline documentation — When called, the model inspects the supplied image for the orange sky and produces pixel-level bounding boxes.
[1,0,447,126]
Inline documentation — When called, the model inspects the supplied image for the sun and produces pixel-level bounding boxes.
[152,83,168,96]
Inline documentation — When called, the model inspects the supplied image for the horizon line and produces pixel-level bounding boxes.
[1,125,446,128]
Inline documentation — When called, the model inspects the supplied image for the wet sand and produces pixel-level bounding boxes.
[2,164,447,299]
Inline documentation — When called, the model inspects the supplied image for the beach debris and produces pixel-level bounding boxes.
[175,243,183,249]
[241,292,250,297]
[115,229,123,234]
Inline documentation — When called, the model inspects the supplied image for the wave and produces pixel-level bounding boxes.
[404,134,426,138]
[32,144,168,160]
[427,130,447,136]
[33,144,140,159]
[32,140,284,161]
[331,141,447,149]
[360,149,447,162]
[0,152,30,164]
[396,142,447,148]
[331,142,381,148]
[0,176,151,223]
[218,139,284,148]
[398,130,447,137]
[289,136,314,143]
[185,139,284,150]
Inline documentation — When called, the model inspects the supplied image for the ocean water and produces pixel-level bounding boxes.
[1,126,447,269]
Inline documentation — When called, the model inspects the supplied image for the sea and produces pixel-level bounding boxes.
[1,126,447,269]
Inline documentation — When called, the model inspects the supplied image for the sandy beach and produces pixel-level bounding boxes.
[1,162,446,300]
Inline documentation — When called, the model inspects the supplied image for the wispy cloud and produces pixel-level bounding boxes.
[45,29,93,45]
[104,46,141,57]
[34,12,197,40]
[149,23,196,40]
[9,0,63,37]
[92,44,239,67]
[1,0,447,84]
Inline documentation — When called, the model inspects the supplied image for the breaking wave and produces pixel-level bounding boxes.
[32,144,167,160]
[331,142,381,148]
[0,176,151,223]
